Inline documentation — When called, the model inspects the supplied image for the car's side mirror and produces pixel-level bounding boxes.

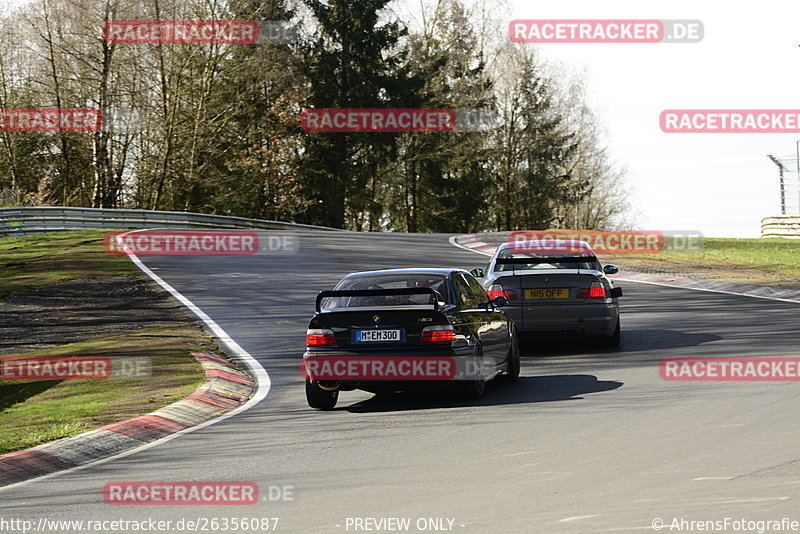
[491,296,508,308]
[603,265,619,275]
[470,267,485,278]
[610,287,622,298]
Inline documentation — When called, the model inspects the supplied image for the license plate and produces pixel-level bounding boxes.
[525,288,569,299]
[354,329,403,342]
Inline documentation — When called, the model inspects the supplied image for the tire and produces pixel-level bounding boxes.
[306,380,338,410]
[602,319,621,348]
[501,330,520,381]
[457,346,485,399]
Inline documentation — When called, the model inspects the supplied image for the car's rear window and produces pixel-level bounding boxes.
[321,274,450,309]
[493,250,600,272]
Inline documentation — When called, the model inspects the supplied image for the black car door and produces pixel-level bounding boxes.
[452,272,504,376]
[463,272,508,367]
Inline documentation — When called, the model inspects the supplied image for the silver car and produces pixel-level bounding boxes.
[472,240,622,346]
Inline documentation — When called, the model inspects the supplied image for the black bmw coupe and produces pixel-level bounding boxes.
[302,268,520,409]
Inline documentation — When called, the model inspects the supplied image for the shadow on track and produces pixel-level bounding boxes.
[521,328,721,357]
[343,374,622,413]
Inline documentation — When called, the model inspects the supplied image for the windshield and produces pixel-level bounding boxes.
[321,274,450,309]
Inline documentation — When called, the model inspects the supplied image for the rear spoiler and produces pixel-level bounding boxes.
[495,256,597,264]
[315,288,443,312]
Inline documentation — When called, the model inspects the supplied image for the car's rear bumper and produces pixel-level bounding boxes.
[302,346,482,388]
[504,301,619,336]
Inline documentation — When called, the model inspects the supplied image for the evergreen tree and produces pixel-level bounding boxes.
[299,0,415,229]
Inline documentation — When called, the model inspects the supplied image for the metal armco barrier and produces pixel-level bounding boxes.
[0,207,347,237]
[761,216,800,238]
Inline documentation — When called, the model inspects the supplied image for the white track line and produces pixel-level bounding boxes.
[448,235,492,256]
[611,277,800,305]
[0,229,271,491]
[448,234,800,305]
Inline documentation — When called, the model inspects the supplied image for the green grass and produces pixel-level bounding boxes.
[0,230,216,455]
[0,230,134,300]
[0,325,212,454]
[639,237,800,278]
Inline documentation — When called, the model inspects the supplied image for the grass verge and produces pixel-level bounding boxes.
[0,326,212,454]
[603,237,800,288]
[0,230,134,300]
[0,230,215,454]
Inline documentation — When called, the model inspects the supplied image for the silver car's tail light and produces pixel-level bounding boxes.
[577,281,608,299]
[487,285,518,301]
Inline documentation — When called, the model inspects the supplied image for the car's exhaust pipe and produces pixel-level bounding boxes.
[317,381,340,391]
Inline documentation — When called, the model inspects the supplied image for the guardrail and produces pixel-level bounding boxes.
[761,216,800,238]
[0,207,347,237]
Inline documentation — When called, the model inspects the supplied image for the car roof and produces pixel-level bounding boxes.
[344,268,464,278]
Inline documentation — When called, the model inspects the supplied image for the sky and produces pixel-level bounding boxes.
[4,0,798,237]
[507,0,800,237]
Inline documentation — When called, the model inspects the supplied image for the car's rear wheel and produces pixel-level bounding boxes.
[457,346,485,399]
[501,329,520,381]
[603,319,621,348]
[306,380,338,410]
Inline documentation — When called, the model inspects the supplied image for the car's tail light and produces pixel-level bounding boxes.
[420,325,455,342]
[577,281,608,299]
[307,328,337,346]
[487,285,518,301]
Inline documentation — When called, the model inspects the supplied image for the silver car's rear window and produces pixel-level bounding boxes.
[494,251,600,271]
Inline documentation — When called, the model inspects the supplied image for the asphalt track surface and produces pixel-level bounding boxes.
[3,232,800,533]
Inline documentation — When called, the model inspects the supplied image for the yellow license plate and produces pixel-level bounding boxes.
[525,288,569,299]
